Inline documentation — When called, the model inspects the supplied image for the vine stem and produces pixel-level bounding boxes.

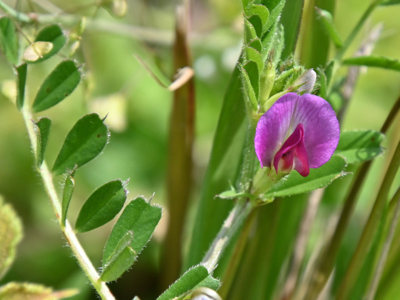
[21,107,116,300]
[201,119,258,273]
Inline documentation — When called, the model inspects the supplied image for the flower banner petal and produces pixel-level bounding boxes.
[255,92,339,176]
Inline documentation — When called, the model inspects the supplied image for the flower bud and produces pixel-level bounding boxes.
[190,287,222,300]
[293,68,316,94]
[259,60,276,107]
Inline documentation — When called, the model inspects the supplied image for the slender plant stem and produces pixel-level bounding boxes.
[337,24,383,122]
[218,208,257,299]
[304,92,400,300]
[382,95,400,134]
[21,107,115,300]
[327,0,383,93]
[201,198,254,273]
[335,0,384,61]
[336,137,400,300]
[365,187,400,300]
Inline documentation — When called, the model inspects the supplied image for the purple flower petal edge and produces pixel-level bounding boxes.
[254,92,340,175]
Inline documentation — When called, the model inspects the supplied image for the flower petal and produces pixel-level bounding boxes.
[291,93,340,168]
[254,92,339,170]
[273,123,310,177]
[255,93,299,167]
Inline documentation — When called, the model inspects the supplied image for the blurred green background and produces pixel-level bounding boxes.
[0,0,400,299]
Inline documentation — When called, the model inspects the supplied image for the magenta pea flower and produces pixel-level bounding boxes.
[254,92,340,177]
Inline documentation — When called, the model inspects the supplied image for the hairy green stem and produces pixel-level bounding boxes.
[201,198,254,273]
[22,107,115,300]
[202,118,258,274]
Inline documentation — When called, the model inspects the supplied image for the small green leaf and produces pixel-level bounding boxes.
[273,68,296,92]
[325,60,335,86]
[239,64,258,112]
[246,46,264,74]
[156,265,209,300]
[315,7,343,48]
[264,0,286,32]
[75,180,127,232]
[263,155,347,198]
[261,21,277,61]
[242,0,252,14]
[52,113,108,176]
[34,117,51,168]
[244,19,258,45]
[15,63,27,110]
[0,197,23,281]
[101,247,135,282]
[103,231,134,265]
[61,174,75,226]
[0,17,18,65]
[216,190,253,200]
[248,38,262,53]
[194,276,221,291]
[248,4,270,34]
[0,282,78,300]
[101,231,136,282]
[335,130,385,164]
[32,24,67,63]
[271,24,285,67]
[315,67,327,99]
[244,61,260,100]
[248,15,263,38]
[32,60,82,113]
[103,197,162,264]
[342,55,400,72]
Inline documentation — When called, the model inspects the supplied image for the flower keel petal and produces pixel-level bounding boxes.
[273,123,310,176]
